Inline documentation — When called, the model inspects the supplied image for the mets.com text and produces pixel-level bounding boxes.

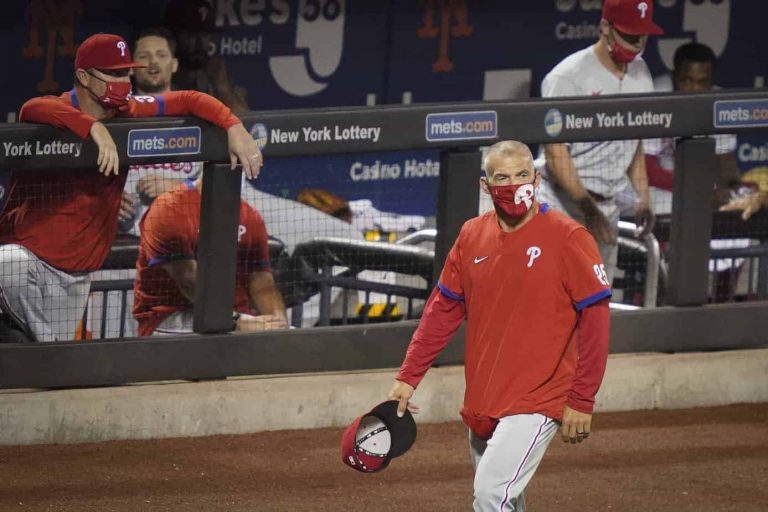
[131,135,199,153]
[715,99,768,128]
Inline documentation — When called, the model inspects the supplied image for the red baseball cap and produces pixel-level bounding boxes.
[603,0,664,36]
[75,34,146,70]
[341,401,417,473]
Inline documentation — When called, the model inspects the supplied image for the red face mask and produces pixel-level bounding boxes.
[607,29,641,65]
[86,72,132,108]
[489,182,536,219]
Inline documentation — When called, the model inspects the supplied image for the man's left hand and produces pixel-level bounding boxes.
[136,176,185,202]
[634,201,655,238]
[227,123,263,180]
[118,191,136,222]
[720,192,764,221]
[560,405,592,444]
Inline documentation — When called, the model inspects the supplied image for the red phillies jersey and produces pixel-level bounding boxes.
[0,90,240,272]
[437,205,611,422]
[133,184,271,336]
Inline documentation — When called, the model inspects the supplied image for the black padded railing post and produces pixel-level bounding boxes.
[433,149,481,286]
[667,138,717,306]
[193,163,242,333]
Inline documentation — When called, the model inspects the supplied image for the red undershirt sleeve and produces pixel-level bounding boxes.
[19,96,97,139]
[126,91,240,129]
[395,287,466,389]
[567,298,610,414]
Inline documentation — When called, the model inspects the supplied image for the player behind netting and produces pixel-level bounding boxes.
[133,176,287,336]
[0,33,262,342]
[388,141,612,512]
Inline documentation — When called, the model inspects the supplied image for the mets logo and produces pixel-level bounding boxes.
[544,109,564,138]
[249,123,268,151]
[22,0,83,93]
[418,0,474,73]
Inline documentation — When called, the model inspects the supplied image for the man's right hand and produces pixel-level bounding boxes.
[236,314,287,332]
[578,197,617,245]
[560,405,592,444]
[387,380,419,418]
[89,122,119,176]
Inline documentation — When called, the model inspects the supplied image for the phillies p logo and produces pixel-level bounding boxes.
[526,246,542,268]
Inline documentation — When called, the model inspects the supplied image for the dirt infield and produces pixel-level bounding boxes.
[0,403,766,512]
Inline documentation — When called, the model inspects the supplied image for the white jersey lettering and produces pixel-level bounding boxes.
[526,246,542,268]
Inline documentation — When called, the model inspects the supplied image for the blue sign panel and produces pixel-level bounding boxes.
[127,127,202,158]
[425,111,497,142]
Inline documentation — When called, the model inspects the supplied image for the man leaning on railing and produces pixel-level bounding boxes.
[0,33,262,343]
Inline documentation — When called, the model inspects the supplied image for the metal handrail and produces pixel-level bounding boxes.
[396,229,437,246]
[618,221,661,308]
[709,244,768,259]
[292,237,435,280]
[709,241,768,300]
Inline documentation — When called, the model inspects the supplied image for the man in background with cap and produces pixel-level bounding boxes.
[165,0,249,112]
[0,33,262,342]
[536,0,664,286]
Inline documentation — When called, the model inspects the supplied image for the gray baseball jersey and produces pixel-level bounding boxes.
[538,45,654,199]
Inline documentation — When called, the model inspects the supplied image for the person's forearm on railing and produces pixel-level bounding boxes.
[545,143,616,244]
[627,143,654,237]
[544,143,592,202]
[720,191,768,221]
[627,143,650,207]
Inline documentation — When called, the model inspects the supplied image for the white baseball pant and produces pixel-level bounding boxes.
[469,414,559,512]
[0,244,90,342]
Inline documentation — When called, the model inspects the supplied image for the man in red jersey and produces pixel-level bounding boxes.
[388,141,611,511]
[133,177,286,336]
[0,33,263,342]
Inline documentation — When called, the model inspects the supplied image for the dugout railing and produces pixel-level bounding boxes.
[77,225,660,337]
[288,237,433,327]
[1,90,768,388]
